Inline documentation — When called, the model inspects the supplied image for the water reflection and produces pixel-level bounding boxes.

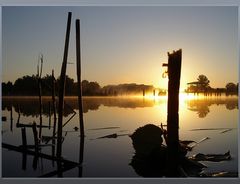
[2,96,238,118]
[2,96,238,177]
[2,97,161,117]
[186,97,238,118]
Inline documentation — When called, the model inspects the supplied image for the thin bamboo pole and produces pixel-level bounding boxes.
[56,12,72,159]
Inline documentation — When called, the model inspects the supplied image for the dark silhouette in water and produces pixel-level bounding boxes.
[129,124,205,177]
[129,124,235,177]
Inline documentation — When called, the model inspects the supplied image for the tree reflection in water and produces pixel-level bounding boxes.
[186,97,238,118]
[2,96,238,118]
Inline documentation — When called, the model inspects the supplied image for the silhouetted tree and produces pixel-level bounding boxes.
[2,81,13,95]
[226,83,237,93]
[197,75,210,91]
[13,75,38,95]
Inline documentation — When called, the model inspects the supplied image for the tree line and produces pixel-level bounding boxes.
[2,75,154,96]
[185,74,238,95]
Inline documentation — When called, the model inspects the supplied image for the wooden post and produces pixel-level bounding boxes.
[21,127,27,170]
[52,69,57,159]
[57,12,72,159]
[76,19,85,138]
[32,122,39,152]
[10,106,13,132]
[17,105,21,124]
[22,151,27,170]
[52,70,57,132]
[48,101,51,129]
[38,55,43,141]
[33,154,38,170]
[21,127,27,148]
[163,49,182,176]
[78,136,84,177]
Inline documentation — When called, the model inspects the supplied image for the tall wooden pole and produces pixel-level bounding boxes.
[48,101,51,129]
[38,55,43,140]
[76,19,85,138]
[10,106,13,132]
[163,49,182,176]
[56,12,72,159]
[51,69,57,159]
[38,78,42,140]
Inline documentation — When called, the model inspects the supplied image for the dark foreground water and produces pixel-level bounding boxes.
[1,95,238,177]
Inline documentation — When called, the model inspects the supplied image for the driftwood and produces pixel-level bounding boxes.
[88,126,120,131]
[17,123,49,128]
[95,133,129,139]
[200,171,238,177]
[189,151,231,162]
[3,143,73,163]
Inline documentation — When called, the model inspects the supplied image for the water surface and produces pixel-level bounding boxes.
[1,96,238,177]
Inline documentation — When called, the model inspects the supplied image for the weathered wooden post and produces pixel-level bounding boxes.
[32,122,39,152]
[21,127,27,170]
[51,69,57,159]
[51,70,57,130]
[57,12,72,159]
[78,136,85,177]
[21,127,27,148]
[22,151,27,170]
[48,101,51,129]
[17,105,21,124]
[76,19,85,138]
[10,106,13,132]
[38,55,43,141]
[162,49,182,176]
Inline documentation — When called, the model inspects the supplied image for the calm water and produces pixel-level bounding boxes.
[1,95,238,177]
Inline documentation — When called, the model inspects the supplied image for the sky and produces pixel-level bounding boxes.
[2,6,238,91]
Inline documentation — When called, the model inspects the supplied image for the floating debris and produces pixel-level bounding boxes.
[42,136,57,142]
[200,171,238,177]
[190,128,233,131]
[190,128,234,133]
[189,151,231,162]
[118,130,128,132]
[96,133,129,139]
[88,126,120,131]
[220,129,232,134]
[73,126,79,131]
[180,140,196,145]
[188,137,210,150]
[179,140,197,151]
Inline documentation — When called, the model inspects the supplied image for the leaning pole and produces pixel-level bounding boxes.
[56,12,72,159]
